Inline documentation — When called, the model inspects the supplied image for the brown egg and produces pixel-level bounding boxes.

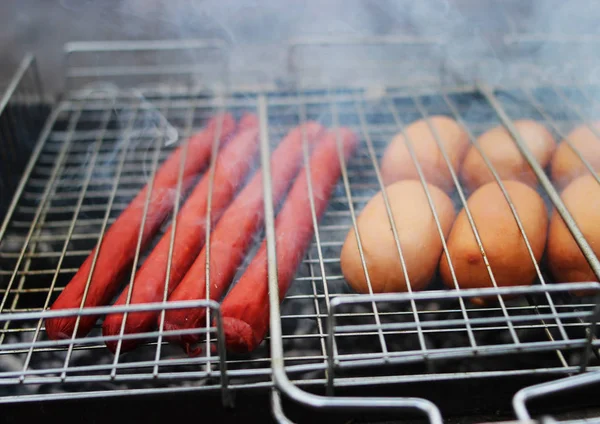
[461,120,555,192]
[551,122,600,189]
[340,180,455,294]
[380,116,469,192]
[547,175,600,289]
[439,180,548,305]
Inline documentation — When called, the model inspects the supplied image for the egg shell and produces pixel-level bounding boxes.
[340,180,455,294]
[547,175,600,292]
[461,120,555,192]
[551,122,600,189]
[439,180,548,305]
[380,116,469,192]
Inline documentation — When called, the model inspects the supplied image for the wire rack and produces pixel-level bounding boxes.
[0,55,46,218]
[513,370,600,423]
[2,41,600,422]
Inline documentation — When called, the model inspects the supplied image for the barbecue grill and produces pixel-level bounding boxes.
[3,14,600,422]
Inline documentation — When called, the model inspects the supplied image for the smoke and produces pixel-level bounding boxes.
[4,0,600,94]
[108,0,600,89]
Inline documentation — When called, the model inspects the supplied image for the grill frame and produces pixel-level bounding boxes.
[2,40,600,422]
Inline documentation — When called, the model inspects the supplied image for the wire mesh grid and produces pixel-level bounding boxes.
[1,79,600,405]
[513,369,600,422]
[0,54,46,219]
[312,85,600,386]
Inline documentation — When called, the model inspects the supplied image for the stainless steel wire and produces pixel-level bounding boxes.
[439,88,569,366]
[1,78,600,411]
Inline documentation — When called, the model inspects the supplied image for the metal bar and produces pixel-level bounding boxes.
[271,388,294,424]
[306,251,330,381]
[520,86,600,183]
[107,93,174,362]
[0,105,62,243]
[547,84,600,183]
[0,91,62,341]
[3,104,21,183]
[0,363,593,405]
[480,84,600,277]
[81,103,138,362]
[0,282,589,325]
[0,107,81,316]
[0,312,593,346]
[67,65,220,79]
[65,39,229,53]
[439,89,570,364]
[297,99,333,391]
[0,286,589,315]
[9,200,377,215]
[0,365,588,405]
[0,55,37,114]
[329,97,389,360]
[6,77,600,404]
[353,98,430,354]
[65,83,478,102]
[0,348,223,378]
[0,222,49,344]
[29,55,46,107]
[150,103,196,371]
[518,86,600,359]
[26,174,154,187]
[63,39,230,94]
[59,99,167,378]
[259,94,443,424]
[385,95,478,349]
[329,282,599,307]
[52,106,114,378]
[0,298,224,322]
[200,99,225,384]
[513,371,600,420]
[416,93,522,345]
[288,35,446,48]
[0,110,71,348]
[9,72,32,142]
[0,337,592,381]
[3,326,213,358]
[20,193,146,209]
[478,82,600,372]
[329,341,591,369]
[212,299,232,407]
[334,310,590,334]
[504,33,600,45]
[19,107,113,380]
[110,98,176,367]
[195,100,234,406]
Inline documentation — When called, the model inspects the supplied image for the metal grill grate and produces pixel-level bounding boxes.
[1,48,600,421]
[0,55,46,219]
[514,370,600,422]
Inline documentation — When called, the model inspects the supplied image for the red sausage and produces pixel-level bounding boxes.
[45,114,236,340]
[220,129,358,353]
[162,122,325,352]
[102,115,259,353]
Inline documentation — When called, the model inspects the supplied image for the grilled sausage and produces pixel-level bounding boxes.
[161,122,325,353]
[220,129,358,353]
[45,114,236,340]
[102,115,259,353]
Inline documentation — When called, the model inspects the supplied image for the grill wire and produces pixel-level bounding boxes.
[2,53,600,420]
